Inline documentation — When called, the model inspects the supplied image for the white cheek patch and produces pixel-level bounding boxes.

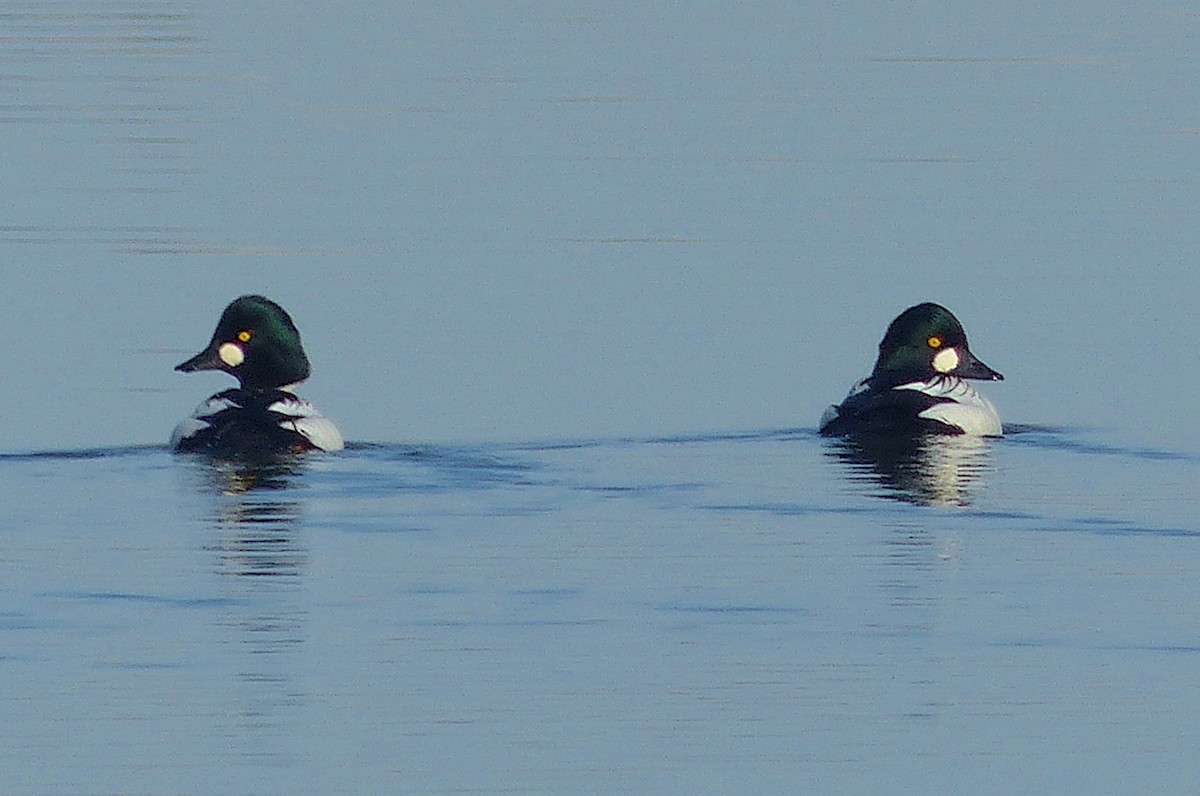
[932,347,960,374]
[218,342,244,367]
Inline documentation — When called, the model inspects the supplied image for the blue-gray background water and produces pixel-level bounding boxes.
[3,3,1200,794]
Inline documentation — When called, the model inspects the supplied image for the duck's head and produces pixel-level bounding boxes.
[176,295,311,390]
[872,302,1003,384]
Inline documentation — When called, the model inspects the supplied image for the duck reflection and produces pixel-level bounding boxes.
[195,454,307,495]
[179,454,312,756]
[825,433,996,507]
[182,455,309,578]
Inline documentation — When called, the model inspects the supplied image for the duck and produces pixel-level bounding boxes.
[819,302,1004,437]
[170,295,344,455]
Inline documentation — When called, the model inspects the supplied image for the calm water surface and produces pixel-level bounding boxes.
[4,2,1200,451]
[3,428,1199,794]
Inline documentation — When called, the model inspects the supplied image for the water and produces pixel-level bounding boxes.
[4,2,1200,793]
[4,2,1200,452]
[3,429,1199,794]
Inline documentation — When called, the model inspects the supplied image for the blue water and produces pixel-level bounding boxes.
[3,428,1199,794]
[5,2,1200,453]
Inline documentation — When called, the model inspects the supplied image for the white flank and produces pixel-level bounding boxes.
[266,396,316,417]
[819,377,871,430]
[932,347,960,374]
[269,396,345,451]
[192,395,242,418]
[895,378,1002,436]
[218,342,244,367]
[169,416,210,449]
[169,396,241,449]
[170,394,343,451]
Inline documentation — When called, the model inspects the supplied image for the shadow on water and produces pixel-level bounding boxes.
[1004,423,1198,462]
[0,443,164,461]
[322,442,544,499]
[823,434,996,508]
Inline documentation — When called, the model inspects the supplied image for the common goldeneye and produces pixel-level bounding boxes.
[170,295,344,455]
[819,302,1004,437]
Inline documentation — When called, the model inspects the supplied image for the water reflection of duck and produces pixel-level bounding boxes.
[179,455,308,576]
[197,455,307,494]
[825,433,994,507]
[171,295,344,456]
[820,303,1004,437]
[212,497,307,578]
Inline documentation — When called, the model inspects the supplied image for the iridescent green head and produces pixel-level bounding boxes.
[176,295,311,390]
[871,302,1003,384]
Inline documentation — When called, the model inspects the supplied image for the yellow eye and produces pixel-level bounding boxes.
[927,336,942,349]
[237,330,252,343]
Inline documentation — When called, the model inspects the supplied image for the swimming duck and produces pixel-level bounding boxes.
[819,302,1003,437]
[170,295,344,455]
